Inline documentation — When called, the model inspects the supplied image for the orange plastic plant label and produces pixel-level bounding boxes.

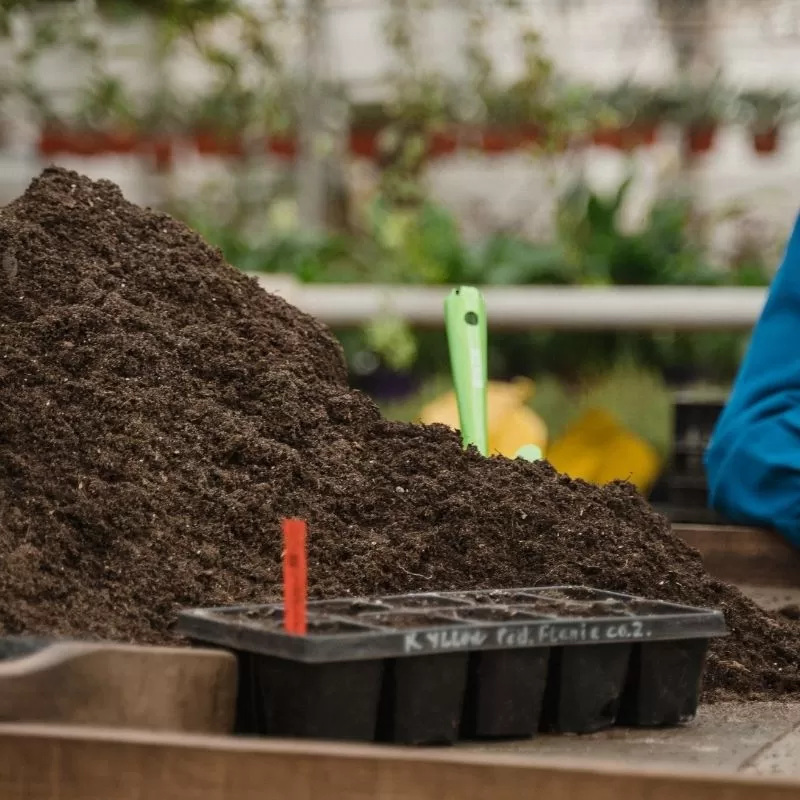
[282,518,307,635]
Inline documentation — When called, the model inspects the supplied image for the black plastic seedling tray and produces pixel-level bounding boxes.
[177,586,727,745]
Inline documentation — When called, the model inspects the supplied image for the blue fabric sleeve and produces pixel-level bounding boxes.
[705,214,800,544]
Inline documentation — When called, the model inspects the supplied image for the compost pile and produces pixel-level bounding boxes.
[0,167,796,702]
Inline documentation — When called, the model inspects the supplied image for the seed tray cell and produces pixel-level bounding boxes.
[540,642,633,733]
[253,654,384,741]
[377,651,469,744]
[306,599,391,614]
[617,638,710,726]
[452,606,542,623]
[380,593,473,610]
[449,590,544,605]
[177,585,727,744]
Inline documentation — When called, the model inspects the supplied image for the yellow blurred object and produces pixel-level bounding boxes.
[421,380,661,494]
[546,408,661,494]
[420,377,548,457]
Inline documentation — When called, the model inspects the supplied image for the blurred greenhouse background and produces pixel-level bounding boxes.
[0,0,797,467]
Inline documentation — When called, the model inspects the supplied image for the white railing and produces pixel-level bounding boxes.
[252,275,767,331]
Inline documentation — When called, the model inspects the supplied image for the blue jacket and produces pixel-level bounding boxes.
[706,215,800,544]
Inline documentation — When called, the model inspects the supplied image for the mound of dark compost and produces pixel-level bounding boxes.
[0,167,795,701]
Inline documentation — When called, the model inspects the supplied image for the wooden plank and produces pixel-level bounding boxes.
[0,643,237,733]
[672,524,800,588]
[1,724,799,800]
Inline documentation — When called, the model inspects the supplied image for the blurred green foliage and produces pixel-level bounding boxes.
[4,0,779,390]
[190,174,773,385]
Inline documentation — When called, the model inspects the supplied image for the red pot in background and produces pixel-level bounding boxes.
[349,128,381,159]
[519,124,542,147]
[71,133,106,156]
[635,123,658,147]
[427,130,458,159]
[752,127,779,155]
[146,136,174,171]
[102,131,138,154]
[37,125,173,168]
[592,124,658,151]
[539,129,570,153]
[193,130,244,157]
[38,127,69,157]
[347,124,541,160]
[267,134,298,159]
[685,124,717,155]
[592,128,624,149]
[38,127,141,157]
[37,127,95,156]
[481,128,523,153]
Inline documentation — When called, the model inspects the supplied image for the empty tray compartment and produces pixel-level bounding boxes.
[380,593,473,610]
[455,606,550,739]
[254,651,383,741]
[540,642,633,734]
[363,610,470,745]
[203,611,384,741]
[618,638,710,726]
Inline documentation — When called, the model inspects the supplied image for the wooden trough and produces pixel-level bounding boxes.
[3,723,800,800]
[674,524,800,588]
[0,641,237,733]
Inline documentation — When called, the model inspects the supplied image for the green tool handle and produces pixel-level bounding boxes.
[445,286,489,456]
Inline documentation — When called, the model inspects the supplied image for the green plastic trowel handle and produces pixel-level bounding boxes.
[515,444,543,462]
[445,286,489,456]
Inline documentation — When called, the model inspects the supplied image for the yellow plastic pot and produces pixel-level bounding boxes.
[421,379,660,494]
[546,408,661,494]
[420,377,548,457]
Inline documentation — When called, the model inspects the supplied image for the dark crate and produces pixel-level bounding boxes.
[671,446,707,479]
[667,475,709,510]
[653,503,734,526]
[365,610,470,744]
[232,651,264,734]
[673,395,725,452]
[177,586,727,745]
[669,396,726,499]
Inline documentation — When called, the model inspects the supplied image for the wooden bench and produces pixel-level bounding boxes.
[2,723,800,800]
[673,524,800,588]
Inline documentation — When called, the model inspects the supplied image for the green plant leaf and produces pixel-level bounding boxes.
[476,236,571,285]
[364,316,417,372]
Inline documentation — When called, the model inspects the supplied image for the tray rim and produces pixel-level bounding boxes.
[176,585,728,664]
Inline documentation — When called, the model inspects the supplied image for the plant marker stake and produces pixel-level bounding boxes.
[282,518,307,635]
[444,286,489,456]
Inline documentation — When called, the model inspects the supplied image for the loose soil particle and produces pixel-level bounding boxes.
[0,167,798,701]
